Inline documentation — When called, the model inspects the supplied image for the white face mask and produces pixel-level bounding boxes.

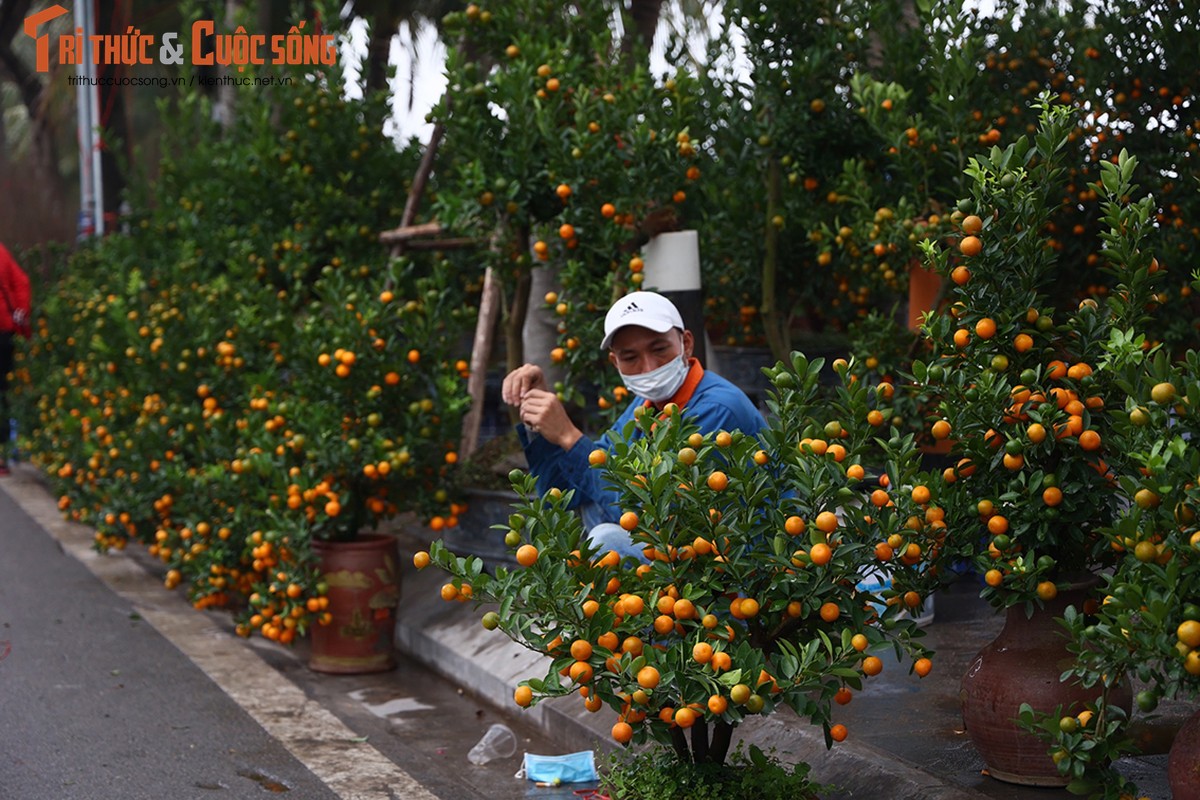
[621,355,689,403]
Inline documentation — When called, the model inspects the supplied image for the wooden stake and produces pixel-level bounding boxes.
[401,122,444,229]
[460,266,502,456]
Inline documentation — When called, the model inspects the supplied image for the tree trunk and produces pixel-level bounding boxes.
[670,726,690,763]
[365,12,399,94]
[0,4,68,224]
[668,719,734,765]
[401,121,444,226]
[213,0,247,130]
[709,720,733,764]
[690,717,710,763]
[522,264,567,391]
[866,0,919,71]
[761,156,789,361]
[622,0,663,56]
[258,0,276,37]
[505,262,532,377]
[461,265,502,456]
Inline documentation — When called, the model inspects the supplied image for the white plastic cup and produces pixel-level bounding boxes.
[467,723,518,765]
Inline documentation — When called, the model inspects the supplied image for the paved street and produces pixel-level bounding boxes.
[0,468,587,800]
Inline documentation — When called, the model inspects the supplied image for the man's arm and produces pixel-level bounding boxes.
[517,402,639,517]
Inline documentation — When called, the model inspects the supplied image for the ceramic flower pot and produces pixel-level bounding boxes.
[1169,706,1200,800]
[308,532,400,674]
[960,579,1131,786]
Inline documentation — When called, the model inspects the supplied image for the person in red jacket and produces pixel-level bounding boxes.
[0,243,31,475]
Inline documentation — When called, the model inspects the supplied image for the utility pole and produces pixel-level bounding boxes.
[73,0,103,237]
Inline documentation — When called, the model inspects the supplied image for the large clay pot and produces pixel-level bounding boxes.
[960,580,1131,786]
[308,533,400,674]
[1169,707,1200,800]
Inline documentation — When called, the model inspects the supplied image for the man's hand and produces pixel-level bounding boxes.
[519,389,582,451]
[501,363,549,407]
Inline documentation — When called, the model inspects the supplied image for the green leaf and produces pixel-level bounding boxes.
[718,669,743,686]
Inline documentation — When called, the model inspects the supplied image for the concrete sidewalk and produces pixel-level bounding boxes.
[389,522,1181,800]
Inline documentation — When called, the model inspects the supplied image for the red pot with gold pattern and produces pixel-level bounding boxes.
[308,533,400,674]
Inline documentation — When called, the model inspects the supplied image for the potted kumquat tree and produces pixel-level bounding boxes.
[421,353,948,795]
[912,99,1172,785]
[1019,308,1200,798]
[258,258,471,673]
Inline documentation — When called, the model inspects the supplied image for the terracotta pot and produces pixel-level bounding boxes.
[907,262,943,331]
[1169,706,1200,800]
[960,580,1131,786]
[308,533,400,674]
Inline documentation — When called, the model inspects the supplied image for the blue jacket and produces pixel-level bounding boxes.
[517,367,766,525]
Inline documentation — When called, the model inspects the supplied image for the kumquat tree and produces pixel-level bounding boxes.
[5,0,1200,793]
[9,28,473,643]
[1009,212,1200,797]
[1019,344,1200,799]
[913,99,1160,609]
[421,354,948,770]
[906,96,1195,797]
[427,0,1200,424]
[433,0,704,414]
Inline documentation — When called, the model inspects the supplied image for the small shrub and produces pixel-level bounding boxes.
[601,743,826,800]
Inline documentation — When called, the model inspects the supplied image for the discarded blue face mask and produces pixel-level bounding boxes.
[514,750,598,784]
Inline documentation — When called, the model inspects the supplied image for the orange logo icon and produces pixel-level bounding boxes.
[24,4,69,73]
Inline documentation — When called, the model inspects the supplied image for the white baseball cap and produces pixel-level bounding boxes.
[601,291,685,350]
